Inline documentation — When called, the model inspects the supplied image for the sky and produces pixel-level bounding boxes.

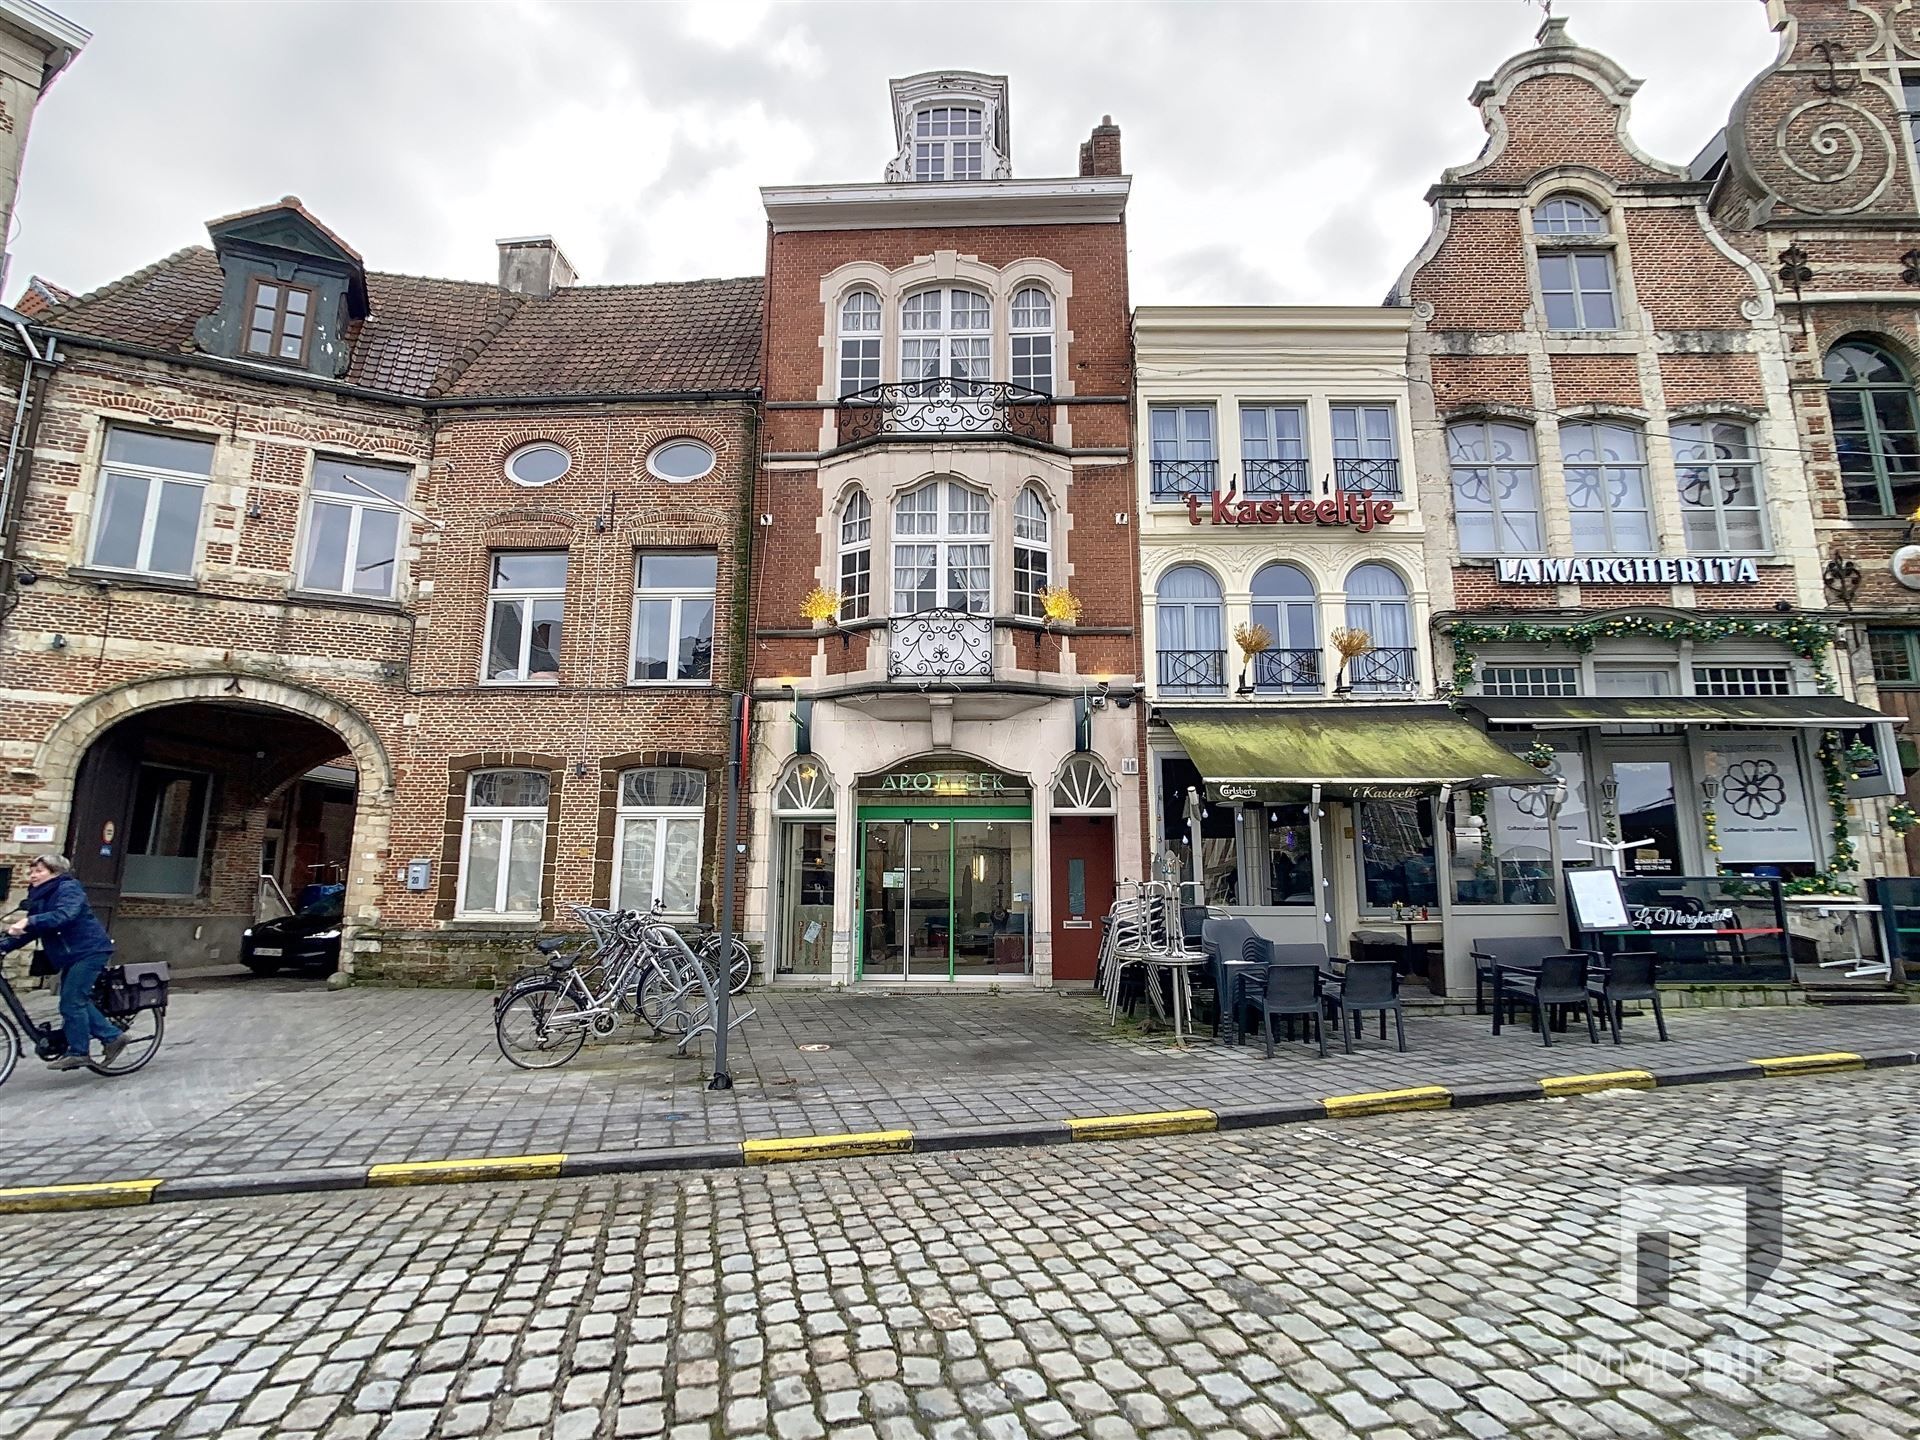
[8,0,1782,309]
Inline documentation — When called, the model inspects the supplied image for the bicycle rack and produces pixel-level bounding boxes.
[645,924,755,1057]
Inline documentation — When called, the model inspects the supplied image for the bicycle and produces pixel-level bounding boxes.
[0,950,167,1088]
[680,922,752,995]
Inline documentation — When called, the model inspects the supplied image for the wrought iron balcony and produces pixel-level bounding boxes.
[888,608,993,682]
[1250,647,1322,695]
[1342,647,1418,694]
[1241,457,1310,496]
[1333,457,1401,496]
[1158,649,1227,696]
[839,378,1053,446]
[1150,458,1219,500]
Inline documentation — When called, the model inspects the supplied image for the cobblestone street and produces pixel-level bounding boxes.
[1,1068,1914,1439]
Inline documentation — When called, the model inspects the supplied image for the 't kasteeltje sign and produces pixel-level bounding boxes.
[1184,487,1396,531]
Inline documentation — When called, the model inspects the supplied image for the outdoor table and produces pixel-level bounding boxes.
[1790,896,1887,980]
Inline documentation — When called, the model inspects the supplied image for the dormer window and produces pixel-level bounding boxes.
[912,105,985,181]
[245,278,315,363]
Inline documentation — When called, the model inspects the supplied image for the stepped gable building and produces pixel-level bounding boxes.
[1389,17,1902,976]
[0,199,760,979]
[1697,0,1920,872]
[743,73,1144,987]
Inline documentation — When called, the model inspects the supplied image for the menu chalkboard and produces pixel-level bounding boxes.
[1567,867,1628,931]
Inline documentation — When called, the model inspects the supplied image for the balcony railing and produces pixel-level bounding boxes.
[1343,647,1418,694]
[1250,647,1322,694]
[839,377,1053,446]
[1241,457,1310,496]
[888,608,993,682]
[1159,649,1227,696]
[1150,458,1220,500]
[1333,457,1401,496]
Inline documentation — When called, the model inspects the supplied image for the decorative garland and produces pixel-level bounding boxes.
[1468,789,1493,869]
[1889,801,1919,836]
[1445,616,1837,694]
[1701,802,1722,856]
[1815,729,1859,879]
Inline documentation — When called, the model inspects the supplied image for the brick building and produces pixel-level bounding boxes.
[1389,16,1902,986]
[0,199,760,981]
[1697,0,1920,881]
[742,73,1144,987]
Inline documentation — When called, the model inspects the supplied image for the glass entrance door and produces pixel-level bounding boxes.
[907,820,952,977]
[859,814,1033,979]
[861,821,907,976]
[1603,748,1687,876]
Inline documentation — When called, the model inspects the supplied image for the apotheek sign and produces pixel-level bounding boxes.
[1495,556,1760,585]
[871,771,1021,796]
[1185,487,1396,531]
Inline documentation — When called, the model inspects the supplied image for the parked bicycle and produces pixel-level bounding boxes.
[0,948,167,1088]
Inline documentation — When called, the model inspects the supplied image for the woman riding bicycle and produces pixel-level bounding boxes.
[4,854,128,1072]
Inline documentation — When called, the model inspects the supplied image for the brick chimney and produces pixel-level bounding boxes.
[1078,116,1123,177]
[496,235,577,298]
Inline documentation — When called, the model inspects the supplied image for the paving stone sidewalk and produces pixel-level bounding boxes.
[1,975,1914,1190]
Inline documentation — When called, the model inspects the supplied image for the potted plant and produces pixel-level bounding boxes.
[1038,585,1083,632]
[1330,626,1373,695]
[1233,621,1272,695]
[800,586,842,630]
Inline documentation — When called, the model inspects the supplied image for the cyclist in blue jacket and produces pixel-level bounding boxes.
[6,854,126,1071]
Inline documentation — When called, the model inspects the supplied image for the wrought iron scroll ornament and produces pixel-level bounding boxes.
[887,608,993,681]
[839,377,1052,444]
[1809,40,1856,96]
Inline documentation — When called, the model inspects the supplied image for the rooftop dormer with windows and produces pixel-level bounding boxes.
[192,196,369,380]
[884,72,1012,183]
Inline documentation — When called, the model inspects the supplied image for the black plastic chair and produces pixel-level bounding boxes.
[1238,938,1332,1045]
[1200,917,1258,1037]
[1320,959,1405,1054]
[1470,934,1572,1015]
[1247,964,1325,1057]
[1588,950,1668,1044]
[1497,953,1597,1047]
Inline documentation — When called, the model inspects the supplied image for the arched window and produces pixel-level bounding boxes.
[901,287,991,387]
[1532,195,1608,235]
[1156,565,1225,696]
[893,479,990,613]
[1011,287,1054,395]
[1672,420,1766,552]
[1825,339,1920,518]
[614,767,707,917]
[774,758,835,815]
[838,489,871,620]
[838,289,881,398]
[459,769,550,917]
[1560,421,1652,553]
[1448,420,1542,556]
[1013,484,1050,619]
[1249,563,1320,694]
[1052,755,1116,813]
[911,103,985,181]
[1343,564,1413,694]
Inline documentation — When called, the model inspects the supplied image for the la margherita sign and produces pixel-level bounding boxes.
[1495,556,1760,585]
[1185,489,1396,532]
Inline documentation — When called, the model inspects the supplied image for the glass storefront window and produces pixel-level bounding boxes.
[1455,745,1589,906]
[1706,733,1815,874]
[1355,798,1437,912]
[777,821,835,975]
[1263,804,1313,905]
[1160,756,1236,903]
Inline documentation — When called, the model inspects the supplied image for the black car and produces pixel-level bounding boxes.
[240,884,345,976]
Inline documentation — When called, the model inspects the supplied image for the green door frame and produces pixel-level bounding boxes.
[855,803,1031,980]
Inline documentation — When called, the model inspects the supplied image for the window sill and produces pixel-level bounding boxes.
[285,588,407,614]
[628,679,714,689]
[450,915,545,927]
[67,565,199,592]
[480,679,564,689]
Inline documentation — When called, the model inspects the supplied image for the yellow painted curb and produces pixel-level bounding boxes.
[0,1178,163,1214]
[742,1131,914,1165]
[366,1154,566,1187]
[1540,1070,1657,1097]
[1751,1052,1865,1077]
[1066,1109,1217,1141]
[1322,1086,1452,1118]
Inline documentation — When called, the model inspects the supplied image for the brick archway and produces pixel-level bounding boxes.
[33,673,395,970]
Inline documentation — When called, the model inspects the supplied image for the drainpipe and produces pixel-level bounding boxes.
[0,322,56,633]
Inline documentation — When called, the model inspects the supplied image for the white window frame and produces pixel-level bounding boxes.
[1692,665,1793,697]
[1010,286,1054,395]
[482,551,567,685]
[838,289,881,398]
[298,456,409,600]
[892,480,990,615]
[1013,485,1050,619]
[1593,666,1676,697]
[1561,421,1653,554]
[838,489,872,621]
[911,104,985,182]
[87,428,215,578]
[613,769,708,919]
[900,287,992,384]
[1532,196,1609,236]
[1148,405,1219,499]
[630,552,717,685]
[1538,250,1619,332]
[1447,420,1543,556]
[1672,419,1769,555]
[457,770,549,919]
[1480,664,1580,697]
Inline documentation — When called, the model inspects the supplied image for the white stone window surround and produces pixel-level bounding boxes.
[885,80,1011,184]
[814,253,1075,416]
[815,459,1072,625]
[1467,643,1813,698]
[1520,181,1638,338]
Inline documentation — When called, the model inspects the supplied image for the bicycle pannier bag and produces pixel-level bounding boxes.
[105,961,170,1013]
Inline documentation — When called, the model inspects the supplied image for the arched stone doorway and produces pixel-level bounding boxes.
[32,674,393,974]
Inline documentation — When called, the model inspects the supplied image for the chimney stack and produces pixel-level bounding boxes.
[1079,115,1123,178]
[496,235,576,298]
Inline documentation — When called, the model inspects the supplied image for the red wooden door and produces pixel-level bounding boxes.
[1050,815,1115,983]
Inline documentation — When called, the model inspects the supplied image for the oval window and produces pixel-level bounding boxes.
[505,442,571,487]
[647,439,716,482]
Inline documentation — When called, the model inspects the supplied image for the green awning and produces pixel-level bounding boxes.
[1158,704,1548,801]
[1463,696,1902,728]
